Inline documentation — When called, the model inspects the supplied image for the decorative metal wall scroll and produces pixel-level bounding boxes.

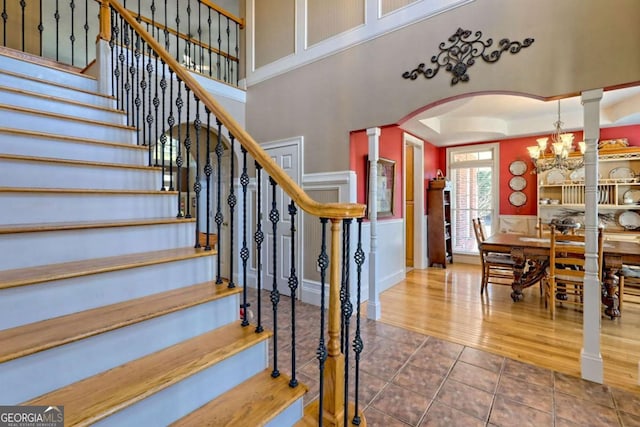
[402,28,534,85]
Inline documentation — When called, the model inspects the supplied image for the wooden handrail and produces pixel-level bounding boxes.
[199,0,245,29]
[132,12,239,63]
[107,0,365,220]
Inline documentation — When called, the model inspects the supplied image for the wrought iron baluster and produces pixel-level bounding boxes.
[197,0,202,74]
[352,218,365,426]
[118,14,125,110]
[216,12,220,80]
[123,22,131,126]
[225,16,229,83]
[145,42,154,165]
[109,9,117,100]
[214,119,224,283]
[2,0,7,47]
[20,0,25,52]
[240,146,249,326]
[184,86,192,218]
[133,32,142,146]
[54,0,59,60]
[193,97,202,248]
[174,0,179,61]
[140,38,149,160]
[317,218,330,427]
[38,0,42,55]
[341,218,353,427]
[159,59,167,189]
[186,0,191,68]
[84,0,88,65]
[254,162,264,333]
[288,201,299,388]
[163,0,169,51]
[204,108,212,250]
[269,176,280,379]
[227,133,236,288]
[70,0,75,66]
[234,21,239,86]
[167,68,175,190]
[207,5,211,77]
[175,78,184,217]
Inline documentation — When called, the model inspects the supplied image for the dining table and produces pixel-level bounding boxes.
[480,233,640,318]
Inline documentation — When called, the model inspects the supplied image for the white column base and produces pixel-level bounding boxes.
[580,348,604,384]
[367,301,381,320]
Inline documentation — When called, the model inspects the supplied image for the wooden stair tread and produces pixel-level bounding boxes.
[0,186,176,194]
[0,217,196,235]
[0,127,147,150]
[0,104,134,130]
[24,323,272,426]
[171,370,307,427]
[0,280,240,363]
[0,85,123,114]
[0,247,215,290]
[0,153,162,171]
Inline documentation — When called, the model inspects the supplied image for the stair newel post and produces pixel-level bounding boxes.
[214,118,224,283]
[341,218,353,427]
[239,146,249,326]
[193,97,202,248]
[175,78,184,217]
[316,218,329,427]
[184,86,192,219]
[254,162,264,333]
[226,133,236,288]
[351,218,365,426]
[288,201,299,388]
[204,107,212,250]
[268,176,281,379]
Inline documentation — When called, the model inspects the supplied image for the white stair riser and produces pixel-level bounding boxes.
[0,109,134,142]
[0,193,178,224]
[0,159,160,190]
[0,256,216,330]
[0,295,239,404]
[0,222,197,270]
[94,342,267,427]
[0,132,146,165]
[0,54,99,92]
[266,398,304,427]
[0,72,112,107]
[0,88,125,124]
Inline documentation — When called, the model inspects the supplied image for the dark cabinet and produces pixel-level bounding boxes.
[427,179,452,268]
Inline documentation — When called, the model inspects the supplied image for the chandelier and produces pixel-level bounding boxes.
[527,100,585,173]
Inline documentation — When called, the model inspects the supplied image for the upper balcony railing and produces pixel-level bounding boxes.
[0,0,242,87]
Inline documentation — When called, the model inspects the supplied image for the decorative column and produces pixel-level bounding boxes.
[367,127,381,320]
[95,0,113,96]
[581,88,603,384]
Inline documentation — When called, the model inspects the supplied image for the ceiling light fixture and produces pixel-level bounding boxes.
[527,100,585,173]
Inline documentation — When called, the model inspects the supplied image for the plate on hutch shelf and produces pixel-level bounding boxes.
[508,191,527,207]
[509,160,527,176]
[623,189,640,204]
[609,167,635,181]
[546,169,565,185]
[509,176,527,191]
[618,211,640,230]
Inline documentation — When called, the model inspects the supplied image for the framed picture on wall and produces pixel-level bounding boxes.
[366,157,396,217]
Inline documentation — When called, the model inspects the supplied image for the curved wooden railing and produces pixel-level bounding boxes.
[103,1,366,425]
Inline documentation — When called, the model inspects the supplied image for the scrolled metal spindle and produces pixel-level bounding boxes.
[227,133,236,288]
[2,0,7,47]
[167,68,175,190]
[204,108,213,250]
[175,78,184,217]
[269,176,280,379]
[133,32,142,146]
[159,59,167,188]
[193,97,202,248]
[351,218,365,426]
[197,0,202,74]
[174,0,179,61]
[216,12,220,80]
[254,162,264,333]
[84,0,89,65]
[207,5,211,77]
[224,16,230,82]
[38,0,42,56]
[214,119,224,283]
[70,0,75,65]
[239,146,250,326]
[109,9,117,100]
[20,0,25,52]
[316,218,330,427]
[123,22,131,126]
[186,0,191,67]
[341,218,353,427]
[55,0,59,60]
[145,42,154,165]
[184,87,192,218]
[234,21,239,86]
[288,201,299,388]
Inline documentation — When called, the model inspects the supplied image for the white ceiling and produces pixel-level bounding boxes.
[399,86,640,147]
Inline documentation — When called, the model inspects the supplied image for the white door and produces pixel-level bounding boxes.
[262,141,301,298]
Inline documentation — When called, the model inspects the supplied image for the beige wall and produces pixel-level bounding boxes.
[381,0,419,16]
[246,0,640,174]
[254,0,295,68]
[307,0,365,47]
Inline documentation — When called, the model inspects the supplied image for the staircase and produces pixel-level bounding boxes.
[0,51,306,426]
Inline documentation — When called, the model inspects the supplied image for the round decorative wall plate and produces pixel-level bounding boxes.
[509,160,527,176]
[509,176,527,191]
[509,191,527,207]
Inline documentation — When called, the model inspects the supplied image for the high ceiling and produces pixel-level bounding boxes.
[399,86,640,147]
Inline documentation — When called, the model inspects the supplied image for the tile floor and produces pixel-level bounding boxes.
[249,290,640,427]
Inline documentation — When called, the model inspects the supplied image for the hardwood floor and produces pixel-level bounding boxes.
[377,263,640,393]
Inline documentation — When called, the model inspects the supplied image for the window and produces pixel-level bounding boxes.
[447,143,500,255]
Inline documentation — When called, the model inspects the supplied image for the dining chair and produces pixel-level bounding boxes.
[472,218,515,295]
[619,265,640,311]
[545,225,603,319]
